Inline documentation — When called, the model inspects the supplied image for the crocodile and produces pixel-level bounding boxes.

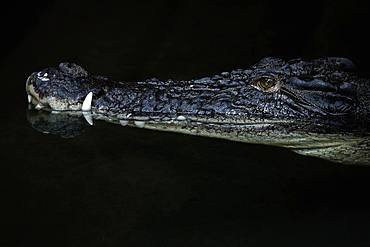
[25,57,370,164]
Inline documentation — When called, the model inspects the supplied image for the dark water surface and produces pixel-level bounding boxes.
[2,1,370,246]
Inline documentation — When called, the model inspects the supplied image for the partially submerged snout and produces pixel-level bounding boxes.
[26,63,93,111]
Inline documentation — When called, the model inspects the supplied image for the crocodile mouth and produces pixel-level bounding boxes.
[26,74,49,110]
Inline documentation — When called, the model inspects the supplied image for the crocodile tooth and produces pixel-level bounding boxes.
[82,92,93,111]
[119,120,129,126]
[83,112,93,125]
[27,95,32,103]
[176,115,186,121]
[134,121,145,128]
[35,103,44,110]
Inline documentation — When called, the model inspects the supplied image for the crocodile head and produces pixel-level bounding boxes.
[26,57,360,125]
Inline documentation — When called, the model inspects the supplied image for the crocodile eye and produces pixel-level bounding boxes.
[252,76,281,92]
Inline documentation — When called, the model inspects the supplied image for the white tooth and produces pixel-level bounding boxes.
[82,92,93,111]
[119,120,129,126]
[83,112,93,125]
[27,95,32,103]
[35,104,44,110]
[134,121,145,128]
[176,115,186,121]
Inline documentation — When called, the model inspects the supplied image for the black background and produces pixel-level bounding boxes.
[2,1,370,76]
[1,0,370,246]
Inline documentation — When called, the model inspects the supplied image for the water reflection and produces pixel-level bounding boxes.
[27,108,370,165]
[13,106,370,246]
[27,110,88,138]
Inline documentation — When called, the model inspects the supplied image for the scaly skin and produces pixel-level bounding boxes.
[25,57,370,164]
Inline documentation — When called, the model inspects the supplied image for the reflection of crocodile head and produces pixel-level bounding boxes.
[26,109,89,138]
[26,57,367,125]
